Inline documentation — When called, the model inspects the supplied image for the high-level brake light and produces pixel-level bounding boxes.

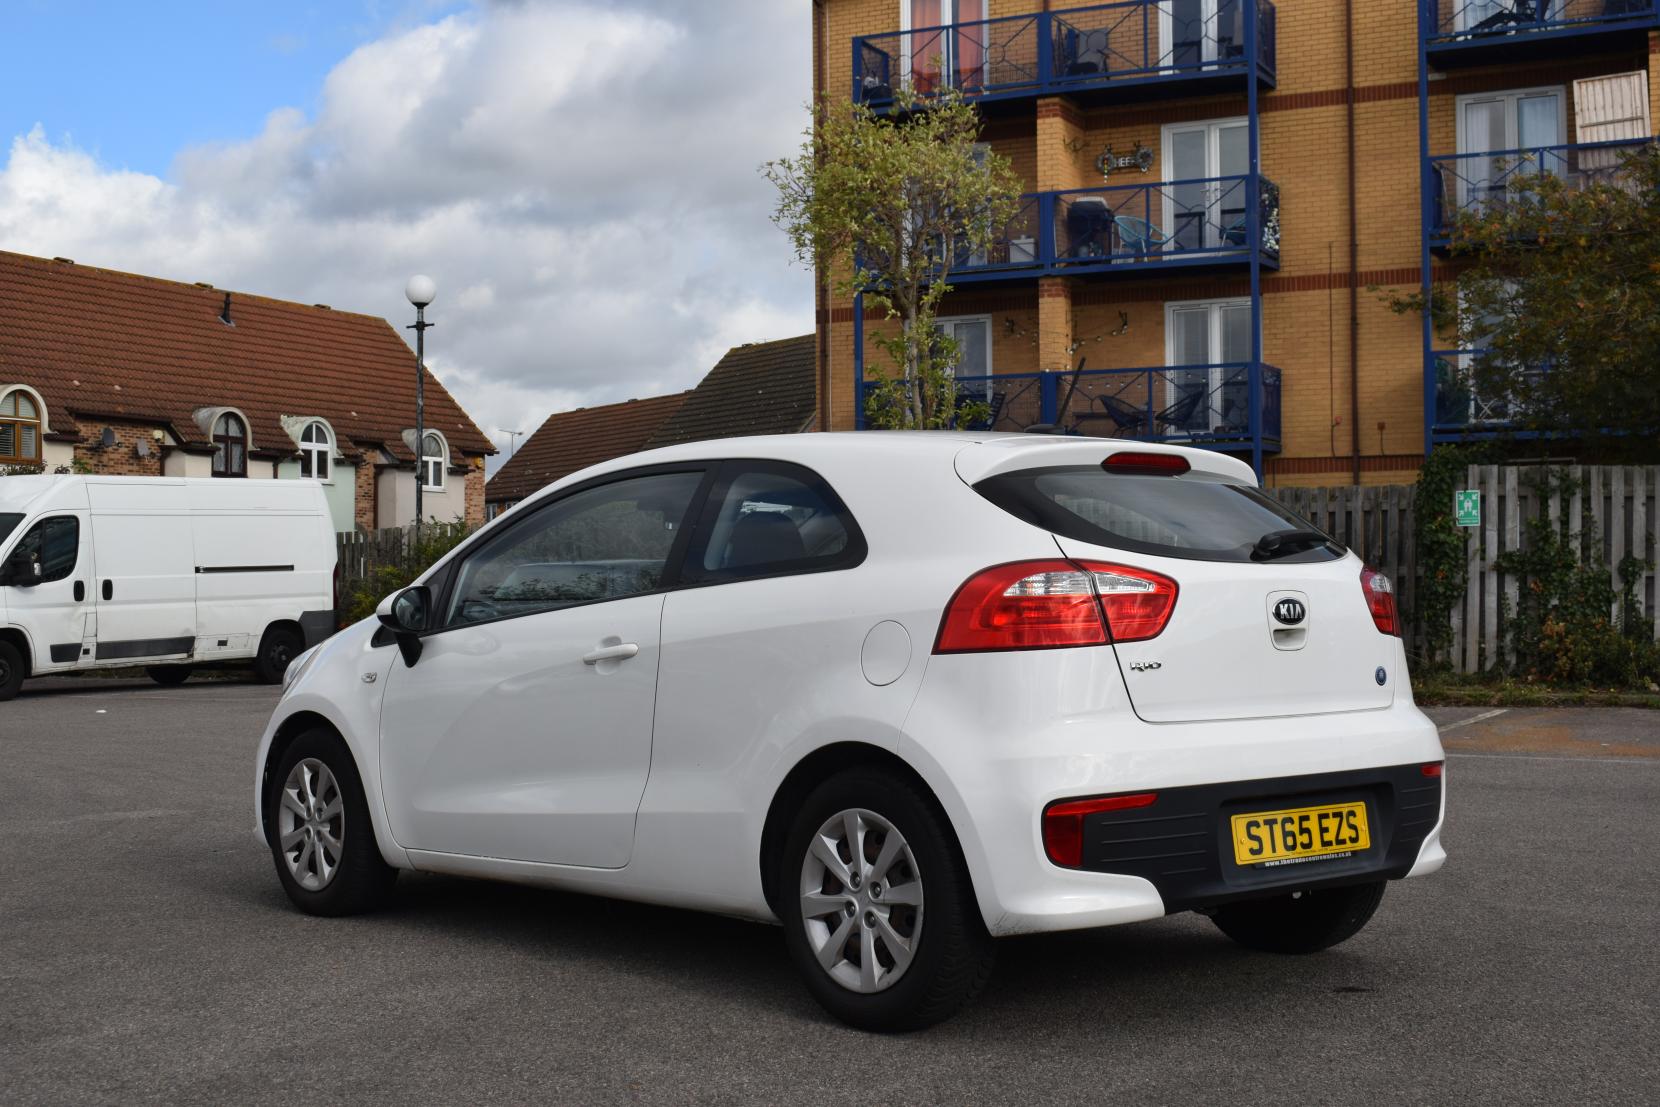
[1102,451,1190,476]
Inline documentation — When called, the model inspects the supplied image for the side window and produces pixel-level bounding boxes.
[9,516,79,583]
[442,470,704,628]
[686,463,865,584]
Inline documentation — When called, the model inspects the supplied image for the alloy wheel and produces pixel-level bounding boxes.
[276,758,345,892]
[798,808,924,994]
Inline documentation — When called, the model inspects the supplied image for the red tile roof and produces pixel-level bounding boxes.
[485,391,691,503]
[644,334,816,448]
[0,250,493,460]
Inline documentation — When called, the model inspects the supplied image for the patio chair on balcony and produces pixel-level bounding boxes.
[1065,196,1113,258]
[1152,388,1207,437]
[1058,27,1109,76]
[1113,215,1174,259]
[1071,393,1144,437]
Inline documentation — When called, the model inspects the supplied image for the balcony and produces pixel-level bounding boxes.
[938,174,1279,284]
[857,362,1282,454]
[853,0,1276,112]
[1426,138,1648,246]
[1429,350,1552,440]
[1421,0,1659,67]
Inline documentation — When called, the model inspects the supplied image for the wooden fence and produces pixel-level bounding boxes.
[1269,467,1659,672]
[335,521,472,595]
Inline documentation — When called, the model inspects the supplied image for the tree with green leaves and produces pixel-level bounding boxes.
[765,89,1023,429]
[1393,145,1660,448]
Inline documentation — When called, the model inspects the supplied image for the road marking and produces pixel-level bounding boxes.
[1437,708,1509,733]
[1447,752,1660,766]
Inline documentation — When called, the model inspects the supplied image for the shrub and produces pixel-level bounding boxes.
[339,521,473,626]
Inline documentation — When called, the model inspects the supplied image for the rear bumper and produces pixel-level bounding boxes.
[1070,763,1443,911]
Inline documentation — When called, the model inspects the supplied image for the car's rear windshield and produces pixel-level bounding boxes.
[0,513,21,546]
[974,466,1343,564]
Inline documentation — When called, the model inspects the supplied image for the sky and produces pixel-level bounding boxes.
[0,0,815,472]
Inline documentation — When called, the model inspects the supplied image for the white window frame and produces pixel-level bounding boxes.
[1453,85,1567,208]
[1158,0,1230,72]
[420,431,448,491]
[933,313,994,399]
[1163,297,1252,431]
[1160,116,1248,253]
[298,420,334,483]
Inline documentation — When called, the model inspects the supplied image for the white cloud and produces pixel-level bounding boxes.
[0,0,815,473]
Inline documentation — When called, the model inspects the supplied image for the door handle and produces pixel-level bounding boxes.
[74,581,85,602]
[582,642,639,665]
[101,580,113,601]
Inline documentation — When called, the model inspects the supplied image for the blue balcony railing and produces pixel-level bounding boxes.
[1430,349,1548,436]
[1426,139,1649,241]
[853,0,1275,108]
[922,174,1279,283]
[856,362,1282,449]
[1421,0,1658,48]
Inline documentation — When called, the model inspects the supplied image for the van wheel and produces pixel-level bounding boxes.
[1211,880,1387,954]
[252,626,304,684]
[147,665,192,686]
[266,728,397,916]
[0,640,24,701]
[779,768,995,1032]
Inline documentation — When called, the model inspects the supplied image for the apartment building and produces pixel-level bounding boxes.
[810,0,1660,484]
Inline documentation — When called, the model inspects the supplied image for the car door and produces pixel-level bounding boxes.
[1,513,94,671]
[378,466,708,870]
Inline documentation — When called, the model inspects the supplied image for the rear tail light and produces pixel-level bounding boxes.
[1042,792,1159,867]
[1422,762,1444,778]
[1077,561,1179,643]
[935,561,1107,653]
[1360,567,1399,636]
[1103,451,1190,476]
[934,560,1179,652]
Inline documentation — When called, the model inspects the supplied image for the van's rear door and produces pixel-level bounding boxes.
[966,452,1395,723]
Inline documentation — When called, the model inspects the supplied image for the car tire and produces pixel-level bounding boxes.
[779,767,994,1032]
[266,728,397,917]
[1211,880,1387,954]
[0,640,23,702]
[147,665,192,686]
[251,625,304,685]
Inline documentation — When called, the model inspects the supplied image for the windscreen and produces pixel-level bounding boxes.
[975,466,1343,564]
[0,513,21,546]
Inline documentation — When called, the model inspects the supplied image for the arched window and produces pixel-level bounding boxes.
[0,389,42,464]
[421,432,447,490]
[212,412,248,477]
[299,421,331,480]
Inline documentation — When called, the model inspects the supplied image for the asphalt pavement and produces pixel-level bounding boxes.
[2,677,1657,1105]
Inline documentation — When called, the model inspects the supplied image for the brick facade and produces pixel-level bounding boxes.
[72,420,169,476]
[354,458,378,533]
[819,1,1660,486]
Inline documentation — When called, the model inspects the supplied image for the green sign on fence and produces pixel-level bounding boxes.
[1455,489,1481,528]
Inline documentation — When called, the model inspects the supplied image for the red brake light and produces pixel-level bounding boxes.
[1042,792,1158,867]
[1103,451,1190,476]
[1076,561,1179,643]
[1360,567,1400,636]
[935,560,1107,653]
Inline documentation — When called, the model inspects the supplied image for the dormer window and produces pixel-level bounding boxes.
[421,432,447,491]
[299,421,331,481]
[0,389,42,464]
[212,411,248,477]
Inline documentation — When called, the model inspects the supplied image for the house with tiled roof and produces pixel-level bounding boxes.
[0,250,493,532]
[484,391,691,515]
[485,334,816,514]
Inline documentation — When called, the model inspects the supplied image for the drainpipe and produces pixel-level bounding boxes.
[1345,0,1361,485]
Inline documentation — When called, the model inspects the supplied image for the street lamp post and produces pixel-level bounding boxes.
[405,275,436,540]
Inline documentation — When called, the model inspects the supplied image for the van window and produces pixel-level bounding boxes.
[8,516,80,582]
[0,513,21,545]
[975,466,1342,564]
[685,463,865,584]
[442,470,704,628]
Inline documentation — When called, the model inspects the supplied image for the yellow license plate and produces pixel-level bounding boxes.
[1230,802,1370,868]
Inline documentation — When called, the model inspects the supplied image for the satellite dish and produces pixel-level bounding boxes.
[99,427,116,449]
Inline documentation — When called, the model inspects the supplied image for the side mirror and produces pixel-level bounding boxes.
[376,585,431,667]
[1,557,39,587]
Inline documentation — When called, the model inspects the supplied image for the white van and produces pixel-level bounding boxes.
[0,475,336,700]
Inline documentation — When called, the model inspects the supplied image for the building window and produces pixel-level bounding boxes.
[1165,298,1252,434]
[212,412,248,477]
[421,432,447,490]
[1455,87,1565,212]
[0,389,42,464]
[933,315,993,399]
[299,421,331,481]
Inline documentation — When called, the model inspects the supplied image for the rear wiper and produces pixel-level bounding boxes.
[1251,528,1338,562]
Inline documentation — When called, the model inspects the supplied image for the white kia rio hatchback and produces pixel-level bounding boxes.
[256,433,1445,1030]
